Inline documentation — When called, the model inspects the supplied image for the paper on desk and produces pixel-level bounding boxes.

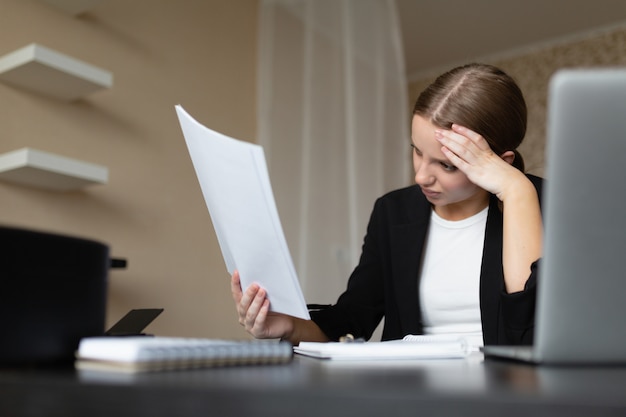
[403,333,484,352]
[176,105,309,320]
[294,339,470,361]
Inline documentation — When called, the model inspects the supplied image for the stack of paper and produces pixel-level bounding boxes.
[294,336,472,361]
[175,105,309,320]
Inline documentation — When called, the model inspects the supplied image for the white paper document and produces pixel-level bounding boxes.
[176,105,309,319]
[294,337,471,361]
[402,333,483,352]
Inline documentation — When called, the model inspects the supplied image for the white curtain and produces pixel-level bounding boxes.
[257,0,410,305]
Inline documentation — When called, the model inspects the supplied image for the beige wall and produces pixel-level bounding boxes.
[5,1,626,340]
[0,0,258,338]
[408,25,626,178]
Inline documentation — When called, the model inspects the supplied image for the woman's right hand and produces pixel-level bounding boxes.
[230,270,295,340]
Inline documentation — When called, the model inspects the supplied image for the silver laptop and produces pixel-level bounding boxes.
[482,68,626,365]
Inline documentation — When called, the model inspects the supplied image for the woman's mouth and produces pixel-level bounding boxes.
[420,188,440,198]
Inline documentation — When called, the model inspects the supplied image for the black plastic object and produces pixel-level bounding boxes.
[105,308,164,336]
[0,225,109,365]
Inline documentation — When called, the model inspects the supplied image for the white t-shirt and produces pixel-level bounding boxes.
[419,206,488,339]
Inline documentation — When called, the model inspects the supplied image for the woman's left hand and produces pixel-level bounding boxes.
[435,124,523,201]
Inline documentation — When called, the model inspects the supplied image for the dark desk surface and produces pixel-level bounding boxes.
[2,353,626,417]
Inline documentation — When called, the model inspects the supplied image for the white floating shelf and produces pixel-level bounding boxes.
[0,44,113,101]
[0,148,108,191]
[39,0,102,15]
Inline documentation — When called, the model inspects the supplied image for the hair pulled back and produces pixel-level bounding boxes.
[413,63,527,171]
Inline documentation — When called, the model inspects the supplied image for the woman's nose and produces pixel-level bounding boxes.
[414,163,435,186]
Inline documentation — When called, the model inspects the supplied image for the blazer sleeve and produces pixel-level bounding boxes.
[496,174,543,345]
[309,198,387,341]
[499,259,540,345]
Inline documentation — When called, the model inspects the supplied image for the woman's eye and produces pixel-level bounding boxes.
[410,144,422,156]
[440,162,457,172]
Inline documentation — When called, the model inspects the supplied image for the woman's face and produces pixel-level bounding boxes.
[411,115,488,217]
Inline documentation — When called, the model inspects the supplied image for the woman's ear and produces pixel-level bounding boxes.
[500,150,515,166]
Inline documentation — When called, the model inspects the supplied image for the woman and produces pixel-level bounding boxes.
[231,63,543,346]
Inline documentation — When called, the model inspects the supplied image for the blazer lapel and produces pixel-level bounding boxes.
[389,191,431,335]
[479,196,504,345]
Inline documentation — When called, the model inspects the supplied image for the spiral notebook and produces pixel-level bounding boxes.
[75,336,293,373]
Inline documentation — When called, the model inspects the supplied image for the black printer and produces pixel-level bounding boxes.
[0,225,109,365]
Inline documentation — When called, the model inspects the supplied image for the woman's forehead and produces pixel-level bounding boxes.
[411,116,448,158]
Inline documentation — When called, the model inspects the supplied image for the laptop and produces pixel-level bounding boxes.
[482,68,626,365]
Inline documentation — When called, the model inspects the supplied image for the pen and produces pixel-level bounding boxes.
[339,334,365,343]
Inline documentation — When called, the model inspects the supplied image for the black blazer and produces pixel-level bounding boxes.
[311,175,543,346]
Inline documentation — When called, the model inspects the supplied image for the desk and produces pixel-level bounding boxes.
[1,353,626,417]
